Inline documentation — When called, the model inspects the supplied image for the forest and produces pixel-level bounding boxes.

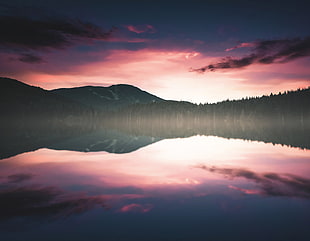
[102,88,309,131]
[98,88,310,149]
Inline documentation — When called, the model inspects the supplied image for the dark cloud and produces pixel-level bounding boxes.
[0,186,107,220]
[7,173,34,183]
[0,14,116,63]
[17,53,44,63]
[191,37,310,72]
[68,184,144,195]
[195,165,310,199]
[0,15,115,50]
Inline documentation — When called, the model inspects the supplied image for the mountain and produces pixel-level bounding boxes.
[0,77,94,126]
[51,84,163,111]
[0,77,60,114]
[0,77,163,116]
[0,77,164,126]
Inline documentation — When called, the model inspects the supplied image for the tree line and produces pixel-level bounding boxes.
[103,87,309,129]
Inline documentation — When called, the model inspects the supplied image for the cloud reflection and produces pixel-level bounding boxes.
[118,203,153,213]
[0,186,107,220]
[7,173,35,183]
[195,165,310,199]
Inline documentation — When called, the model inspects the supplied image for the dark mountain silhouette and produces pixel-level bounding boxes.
[0,77,69,116]
[51,84,163,111]
[0,77,95,128]
[0,77,163,130]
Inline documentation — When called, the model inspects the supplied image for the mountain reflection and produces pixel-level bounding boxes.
[0,117,309,159]
[0,124,161,159]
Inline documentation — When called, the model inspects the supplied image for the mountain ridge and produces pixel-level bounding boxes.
[0,77,164,113]
[52,82,164,111]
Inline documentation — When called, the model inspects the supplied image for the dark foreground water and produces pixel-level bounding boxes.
[0,135,309,241]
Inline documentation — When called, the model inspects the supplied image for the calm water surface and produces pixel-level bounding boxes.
[0,135,309,241]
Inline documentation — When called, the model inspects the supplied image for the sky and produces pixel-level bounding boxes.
[0,0,309,103]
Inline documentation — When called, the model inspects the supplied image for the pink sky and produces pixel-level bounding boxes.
[0,2,309,104]
[2,47,309,103]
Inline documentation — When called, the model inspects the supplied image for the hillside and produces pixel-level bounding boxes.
[51,84,163,111]
[0,77,94,126]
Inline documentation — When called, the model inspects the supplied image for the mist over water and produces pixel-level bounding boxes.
[1,116,309,160]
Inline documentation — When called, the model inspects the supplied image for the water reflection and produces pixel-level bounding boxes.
[0,126,161,159]
[195,165,310,199]
[0,186,107,220]
[0,135,309,240]
[1,118,309,159]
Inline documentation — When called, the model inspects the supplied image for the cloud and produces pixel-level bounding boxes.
[0,186,107,220]
[118,203,153,213]
[125,24,156,34]
[0,14,116,63]
[17,53,44,63]
[195,165,310,199]
[191,37,310,72]
[7,173,35,183]
[225,42,257,52]
[106,37,151,43]
[228,185,261,195]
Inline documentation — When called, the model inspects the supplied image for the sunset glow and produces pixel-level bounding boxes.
[0,1,308,103]
[5,47,308,103]
[1,1,309,240]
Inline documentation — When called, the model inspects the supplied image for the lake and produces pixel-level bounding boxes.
[0,134,309,241]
